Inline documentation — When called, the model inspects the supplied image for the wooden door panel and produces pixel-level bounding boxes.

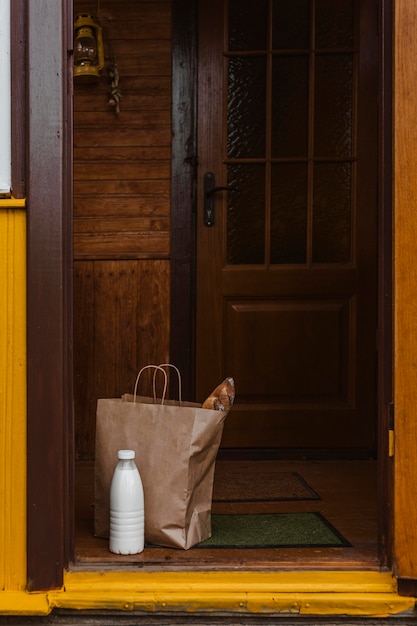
[221,268,356,294]
[220,295,367,449]
[221,410,363,449]
[224,298,349,399]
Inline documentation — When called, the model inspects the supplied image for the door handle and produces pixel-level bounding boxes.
[203,171,237,227]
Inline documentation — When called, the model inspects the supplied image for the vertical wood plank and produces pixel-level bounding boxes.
[170,0,198,400]
[393,0,417,581]
[137,259,170,386]
[0,209,27,590]
[74,262,95,460]
[377,0,394,569]
[93,260,139,400]
[73,259,170,458]
[26,0,73,590]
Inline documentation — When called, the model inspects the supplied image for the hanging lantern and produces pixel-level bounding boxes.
[73,13,104,82]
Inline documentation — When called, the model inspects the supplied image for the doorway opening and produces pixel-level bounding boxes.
[72,0,392,571]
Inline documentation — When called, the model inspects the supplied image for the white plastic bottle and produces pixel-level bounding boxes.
[109,449,145,554]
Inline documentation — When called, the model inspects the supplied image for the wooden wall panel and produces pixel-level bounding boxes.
[73,0,171,260]
[73,0,172,459]
[74,259,170,460]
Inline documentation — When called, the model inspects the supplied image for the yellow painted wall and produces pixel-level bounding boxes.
[0,206,27,591]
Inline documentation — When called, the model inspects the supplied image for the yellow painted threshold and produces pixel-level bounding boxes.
[0,569,416,618]
[38,571,414,617]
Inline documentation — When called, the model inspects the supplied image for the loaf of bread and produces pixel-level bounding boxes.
[202,377,235,411]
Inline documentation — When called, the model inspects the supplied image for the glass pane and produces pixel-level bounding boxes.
[271,163,308,264]
[227,56,266,158]
[272,55,309,157]
[227,164,265,265]
[313,162,352,263]
[315,0,354,49]
[314,55,353,157]
[272,0,310,50]
[228,0,268,51]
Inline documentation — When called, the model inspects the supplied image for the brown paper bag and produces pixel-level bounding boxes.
[94,365,229,549]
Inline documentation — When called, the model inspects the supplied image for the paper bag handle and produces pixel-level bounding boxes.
[133,365,168,404]
[153,363,182,405]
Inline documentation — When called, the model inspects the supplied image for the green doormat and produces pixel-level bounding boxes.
[197,513,351,548]
[213,471,320,502]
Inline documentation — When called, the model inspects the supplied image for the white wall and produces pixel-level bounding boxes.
[0,0,11,194]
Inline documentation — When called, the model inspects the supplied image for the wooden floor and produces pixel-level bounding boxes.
[73,459,380,571]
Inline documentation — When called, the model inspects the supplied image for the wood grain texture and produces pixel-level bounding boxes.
[393,0,417,581]
[73,0,171,260]
[26,0,73,591]
[73,0,172,459]
[74,260,170,460]
[169,0,198,401]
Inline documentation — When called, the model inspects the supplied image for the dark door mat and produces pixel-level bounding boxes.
[212,471,320,502]
[197,512,351,548]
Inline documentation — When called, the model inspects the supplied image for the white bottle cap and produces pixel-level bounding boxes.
[118,449,135,460]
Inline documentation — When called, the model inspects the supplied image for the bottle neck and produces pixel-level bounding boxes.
[119,459,136,469]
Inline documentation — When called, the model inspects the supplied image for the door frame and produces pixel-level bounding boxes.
[170,0,198,401]
[23,0,396,591]
[26,0,74,590]
[377,0,394,569]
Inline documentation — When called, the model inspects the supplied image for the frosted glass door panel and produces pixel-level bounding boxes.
[227,164,265,265]
[271,163,308,264]
[314,55,353,158]
[272,55,309,158]
[313,162,352,264]
[227,57,266,159]
[228,0,268,51]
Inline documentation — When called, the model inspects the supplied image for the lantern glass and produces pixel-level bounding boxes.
[74,27,98,66]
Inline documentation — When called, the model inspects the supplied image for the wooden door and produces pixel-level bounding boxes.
[196,0,378,451]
